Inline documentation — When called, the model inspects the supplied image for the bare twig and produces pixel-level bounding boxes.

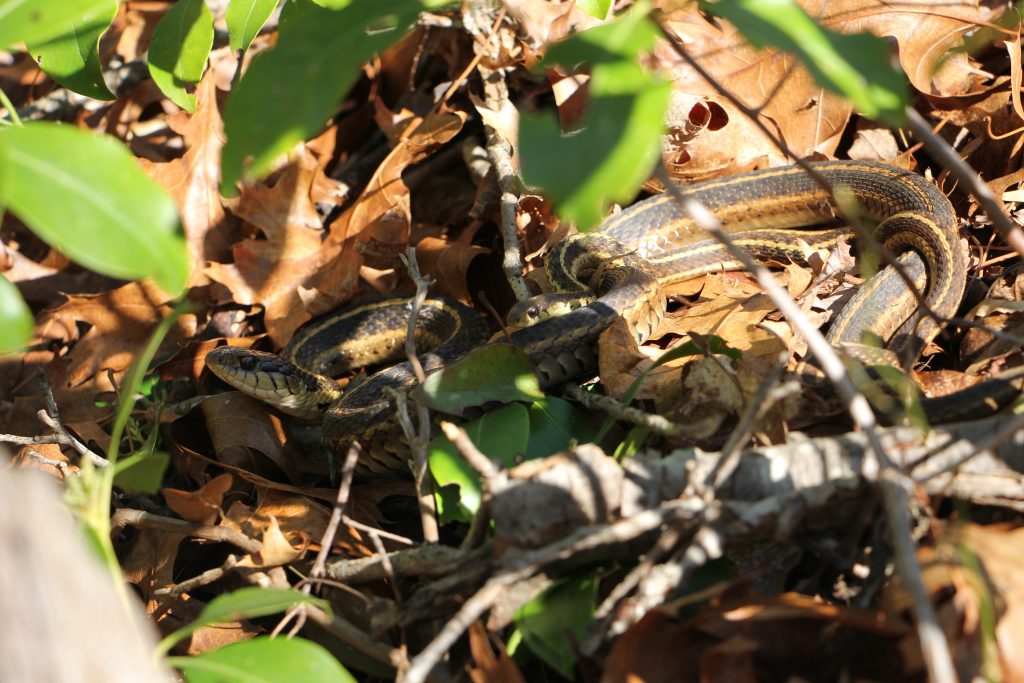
[562,383,702,437]
[308,442,363,582]
[153,555,241,598]
[906,107,1024,261]
[439,420,502,549]
[401,575,518,683]
[396,247,440,543]
[706,353,795,493]
[2,376,110,469]
[109,509,262,554]
[304,605,401,668]
[468,3,530,301]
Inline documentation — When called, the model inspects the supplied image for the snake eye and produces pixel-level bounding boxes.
[527,306,540,319]
[239,356,257,371]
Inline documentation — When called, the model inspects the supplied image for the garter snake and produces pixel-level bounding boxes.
[207,160,1022,476]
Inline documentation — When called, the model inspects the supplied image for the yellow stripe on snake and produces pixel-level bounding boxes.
[206,160,1023,477]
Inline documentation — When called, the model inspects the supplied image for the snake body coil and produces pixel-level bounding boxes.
[207,161,1020,476]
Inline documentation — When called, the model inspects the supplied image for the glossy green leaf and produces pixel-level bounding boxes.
[520,8,671,229]
[172,637,357,683]
[28,0,117,100]
[0,0,109,50]
[158,588,329,656]
[221,0,428,192]
[226,0,279,53]
[148,0,214,112]
[430,403,530,522]
[0,275,33,353]
[415,343,543,415]
[701,0,907,126]
[0,123,188,294]
[512,577,597,678]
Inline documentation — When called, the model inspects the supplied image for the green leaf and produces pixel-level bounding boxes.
[430,403,530,522]
[429,397,594,522]
[0,275,33,353]
[512,576,597,678]
[226,0,279,53]
[171,636,357,683]
[414,344,543,415]
[524,396,598,457]
[700,0,908,126]
[148,0,214,112]
[113,452,170,493]
[520,8,671,230]
[575,0,611,19]
[158,588,330,656]
[0,122,188,294]
[221,0,429,192]
[0,0,109,50]
[28,0,117,100]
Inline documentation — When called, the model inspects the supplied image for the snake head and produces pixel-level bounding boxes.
[205,346,335,422]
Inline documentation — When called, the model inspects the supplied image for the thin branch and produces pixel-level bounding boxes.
[562,383,703,437]
[308,442,363,583]
[396,247,440,543]
[109,509,262,554]
[906,107,1024,261]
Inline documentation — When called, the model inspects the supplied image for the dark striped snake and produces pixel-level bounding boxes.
[206,160,1024,476]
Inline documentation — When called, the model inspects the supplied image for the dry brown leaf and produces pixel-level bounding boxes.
[466,621,527,683]
[656,0,986,178]
[596,316,666,398]
[604,594,908,683]
[119,526,184,608]
[848,127,901,161]
[186,620,262,656]
[33,280,198,389]
[138,67,229,287]
[959,524,1024,681]
[223,490,373,558]
[207,148,361,344]
[884,524,1024,681]
[329,109,467,267]
[236,515,307,568]
[667,276,782,358]
[503,0,603,47]
[415,235,490,302]
[163,473,233,525]
[200,392,309,483]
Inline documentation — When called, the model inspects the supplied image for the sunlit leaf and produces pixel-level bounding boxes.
[520,8,670,229]
[226,0,279,53]
[221,0,429,191]
[148,0,215,112]
[28,0,117,100]
[172,637,357,683]
[0,0,109,50]
[415,343,543,415]
[0,275,33,353]
[0,123,188,294]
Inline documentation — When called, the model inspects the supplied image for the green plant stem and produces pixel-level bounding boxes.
[69,298,188,613]
[0,85,23,126]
